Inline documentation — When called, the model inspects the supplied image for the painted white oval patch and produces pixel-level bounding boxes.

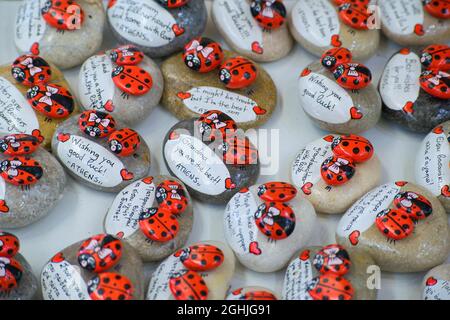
[423,278,450,300]
[379,0,424,35]
[146,254,186,300]
[14,0,46,53]
[282,255,313,300]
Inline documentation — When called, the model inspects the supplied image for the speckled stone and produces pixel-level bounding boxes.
[41,236,144,300]
[298,61,381,134]
[212,0,293,62]
[291,135,382,215]
[146,241,235,300]
[78,51,164,125]
[0,147,67,229]
[51,115,151,193]
[161,50,277,130]
[0,63,80,150]
[379,0,450,47]
[336,182,450,272]
[224,183,317,272]
[422,264,450,300]
[103,175,193,262]
[0,254,38,300]
[107,0,207,59]
[415,121,450,213]
[15,0,105,70]
[289,0,380,60]
[226,286,279,300]
[282,246,378,300]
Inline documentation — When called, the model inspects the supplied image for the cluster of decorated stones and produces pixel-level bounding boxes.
[380,47,450,133]
[289,0,380,60]
[146,241,235,300]
[107,0,207,59]
[163,110,260,204]
[226,287,278,300]
[224,181,316,272]
[0,232,23,292]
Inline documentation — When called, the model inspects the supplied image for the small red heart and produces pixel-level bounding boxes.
[239,187,249,193]
[251,41,264,54]
[0,200,9,213]
[301,182,313,195]
[253,106,266,115]
[299,249,310,261]
[30,42,40,55]
[395,181,408,187]
[331,34,342,47]
[414,24,425,36]
[107,0,117,8]
[350,107,363,120]
[441,185,450,197]
[177,91,191,100]
[172,24,185,36]
[57,133,71,143]
[169,131,180,140]
[399,48,410,55]
[426,277,438,286]
[104,100,115,112]
[402,101,414,114]
[116,232,124,239]
[232,288,243,295]
[142,176,154,184]
[121,169,134,181]
[349,230,360,246]
[249,241,262,255]
[225,178,236,190]
[433,126,444,134]
[51,252,65,263]
[323,135,335,142]
[32,129,44,143]
[301,68,311,77]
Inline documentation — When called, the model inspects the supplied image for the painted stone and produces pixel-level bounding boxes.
[219,57,258,89]
[107,0,207,59]
[291,134,381,214]
[380,48,450,133]
[104,175,193,262]
[224,182,316,272]
[289,0,380,60]
[41,235,144,300]
[379,0,450,46]
[415,121,450,212]
[422,264,450,300]
[226,287,278,300]
[161,50,277,130]
[0,253,38,300]
[336,182,450,272]
[51,112,151,193]
[146,241,235,300]
[14,0,105,70]
[212,0,293,62]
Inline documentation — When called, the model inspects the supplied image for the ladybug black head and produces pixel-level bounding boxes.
[184,54,201,71]
[41,0,52,13]
[78,253,96,271]
[86,126,101,138]
[27,86,40,99]
[257,185,267,197]
[139,208,158,221]
[0,140,8,153]
[109,139,123,154]
[322,56,337,70]
[11,67,26,83]
[156,187,167,203]
[333,65,345,79]
[87,275,100,294]
[420,52,433,68]
[219,68,231,84]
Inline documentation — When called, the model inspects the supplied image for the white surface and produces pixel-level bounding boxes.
[0,0,449,300]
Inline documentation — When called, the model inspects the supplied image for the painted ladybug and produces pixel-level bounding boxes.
[0,232,20,258]
[138,207,179,242]
[331,135,374,163]
[0,257,23,292]
[321,156,356,186]
[254,202,296,240]
[219,57,258,89]
[393,192,433,221]
[422,0,450,19]
[232,289,277,300]
[41,0,85,31]
[156,0,189,8]
[169,270,208,300]
[11,55,51,87]
[333,0,370,5]
[420,70,450,99]
[26,83,74,119]
[155,180,188,215]
[307,274,354,300]
[257,182,297,202]
[333,63,372,90]
[87,272,133,300]
[111,65,153,96]
[174,244,224,272]
[321,47,353,70]
[109,45,144,66]
[313,244,351,276]
[77,234,123,273]
[420,44,450,71]
[196,110,237,141]
[107,128,141,157]
[78,110,117,138]
[183,37,224,73]
[338,2,371,30]
[250,0,287,30]
[0,131,42,156]
[0,157,43,186]
[375,209,415,240]
[219,135,259,166]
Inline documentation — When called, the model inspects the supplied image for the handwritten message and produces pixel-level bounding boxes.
[423,279,450,300]
[282,257,314,300]
[146,254,186,300]
[379,0,423,35]
[14,0,46,52]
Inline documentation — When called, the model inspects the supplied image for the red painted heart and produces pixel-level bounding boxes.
[120,169,134,181]
[253,106,267,115]
[441,185,450,197]
[251,41,264,54]
[301,182,313,195]
[225,178,236,190]
[300,249,310,261]
[30,42,40,55]
[104,100,115,112]
[249,241,262,255]
[0,200,9,213]
[349,230,360,246]
[395,181,408,187]
[331,34,342,47]
[108,0,117,8]
[433,126,444,134]
[301,68,311,77]
[32,129,45,143]
[169,131,180,140]
[51,252,65,263]
[142,176,154,184]
[399,48,410,55]
[116,231,124,239]
[239,187,249,193]
[350,107,363,120]
[57,133,71,143]
[177,92,191,100]
[403,101,414,114]
[172,24,185,36]
[426,277,438,286]
[323,135,335,142]
[414,24,425,36]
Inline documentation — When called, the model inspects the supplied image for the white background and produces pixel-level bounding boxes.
[0,0,449,300]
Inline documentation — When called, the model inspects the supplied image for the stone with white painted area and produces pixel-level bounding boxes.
[422,264,450,300]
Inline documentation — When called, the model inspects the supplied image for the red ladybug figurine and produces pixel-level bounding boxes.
[78,110,117,138]
[333,63,372,90]
[254,202,296,240]
[138,207,179,242]
[0,232,20,258]
[0,156,43,186]
[41,0,85,31]
[11,55,51,87]
[250,0,287,30]
[338,2,372,30]
[419,70,450,99]
[313,244,351,276]
[27,83,75,119]
[331,134,374,163]
[183,37,224,73]
[393,191,433,221]
[169,270,208,300]
[0,131,42,156]
[111,65,153,96]
[174,244,224,272]
[87,272,133,300]
[420,44,450,71]
[219,57,258,89]
[196,110,237,141]
[109,45,144,66]
[321,156,356,186]
[375,209,415,240]
[422,0,450,19]
[220,135,259,166]
[231,288,277,300]
[77,234,123,273]
[155,180,189,215]
[321,47,353,70]
[257,182,297,202]
[0,256,23,292]
[307,274,354,300]
[156,0,189,8]
[108,128,141,157]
